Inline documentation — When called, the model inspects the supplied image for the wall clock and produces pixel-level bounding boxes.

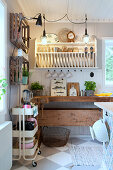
[67,31,75,42]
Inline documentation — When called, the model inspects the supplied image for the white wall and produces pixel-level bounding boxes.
[29,22,113,93]
[28,22,113,136]
[3,0,23,122]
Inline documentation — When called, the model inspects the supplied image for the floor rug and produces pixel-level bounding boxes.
[69,144,103,166]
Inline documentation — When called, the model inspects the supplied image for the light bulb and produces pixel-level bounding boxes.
[41,36,47,45]
[83,34,89,44]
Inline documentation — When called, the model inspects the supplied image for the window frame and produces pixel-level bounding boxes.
[102,37,113,89]
[0,0,7,114]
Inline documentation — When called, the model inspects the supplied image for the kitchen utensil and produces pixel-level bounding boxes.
[58,70,65,78]
[51,79,67,96]
[40,33,59,43]
[66,70,72,78]
[46,70,51,78]
[52,70,58,78]
[90,46,93,59]
[23,89,33,105]
[80,90,84,96]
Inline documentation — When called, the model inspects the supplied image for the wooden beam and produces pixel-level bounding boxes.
[32,96,113,104]
[38,109,102,126]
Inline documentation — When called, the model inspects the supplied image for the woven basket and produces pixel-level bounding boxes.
[42,127,70,147]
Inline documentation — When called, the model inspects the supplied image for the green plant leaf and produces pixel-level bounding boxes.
[84,81,96,91]
[31,82,43,90]
[2,89,6,94]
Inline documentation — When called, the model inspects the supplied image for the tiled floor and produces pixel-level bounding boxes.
[11,136,102,170]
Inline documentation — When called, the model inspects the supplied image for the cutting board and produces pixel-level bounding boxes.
[51,79,67,96]
[67,82,80,96]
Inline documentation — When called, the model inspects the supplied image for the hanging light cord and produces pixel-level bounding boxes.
[43,14,86,24]
[23,13,87,24]
[43,0,86,25]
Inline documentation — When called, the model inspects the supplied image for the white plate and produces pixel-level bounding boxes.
[40,33,58,43]
[58,28,71,42]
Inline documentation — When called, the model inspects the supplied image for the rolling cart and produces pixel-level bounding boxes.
[12,106,41,167]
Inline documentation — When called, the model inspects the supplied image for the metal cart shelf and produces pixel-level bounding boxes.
[12,106,40,167]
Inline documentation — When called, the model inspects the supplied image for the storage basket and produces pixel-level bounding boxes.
[42,127,70,147]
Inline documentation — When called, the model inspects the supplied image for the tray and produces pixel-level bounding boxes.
[12,106,38,116]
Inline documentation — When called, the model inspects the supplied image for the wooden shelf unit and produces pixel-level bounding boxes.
[10,56,29,85]
[10,13,30,54]
[35,39,97,68]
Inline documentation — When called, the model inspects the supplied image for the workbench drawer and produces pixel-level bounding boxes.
[38,109,102,126]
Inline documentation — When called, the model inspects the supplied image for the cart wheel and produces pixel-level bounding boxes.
[38,150,41,155]
[32,161,37,167]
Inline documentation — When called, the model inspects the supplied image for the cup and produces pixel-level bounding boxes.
[59,70,65,78]
[66,70,72,78]
[46,70,51,78]
[52,70,58,78]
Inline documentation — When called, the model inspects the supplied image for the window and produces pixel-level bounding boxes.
[0,0,7,112]
[103,38,113,87]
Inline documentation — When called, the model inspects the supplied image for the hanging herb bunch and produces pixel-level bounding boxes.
[0,78,8,100]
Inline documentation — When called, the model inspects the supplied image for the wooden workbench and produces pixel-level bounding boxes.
[32,96,113,126]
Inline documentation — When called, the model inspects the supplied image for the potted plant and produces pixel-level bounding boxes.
[31,82,43,96]
[84,81,96,96]
[22,68,29,85]
[0,78,8,100]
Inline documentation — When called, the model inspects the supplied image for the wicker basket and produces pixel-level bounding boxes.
[42,127,70,147]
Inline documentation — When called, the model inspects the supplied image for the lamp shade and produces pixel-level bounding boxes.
[41,36,47,45]
[83,34,89,44]
[36,14,42,26]
[90,119,109,143]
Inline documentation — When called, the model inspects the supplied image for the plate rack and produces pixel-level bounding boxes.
[36,52,96,68]
[35,40,97,68]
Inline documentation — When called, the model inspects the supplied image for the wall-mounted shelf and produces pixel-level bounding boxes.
[10,56,29,85]
[37,42,96,46]
[35,39,97,68]
[10,13,30,54]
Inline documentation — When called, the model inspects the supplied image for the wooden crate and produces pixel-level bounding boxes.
[10,13,30,54]
[10,56,29,85]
